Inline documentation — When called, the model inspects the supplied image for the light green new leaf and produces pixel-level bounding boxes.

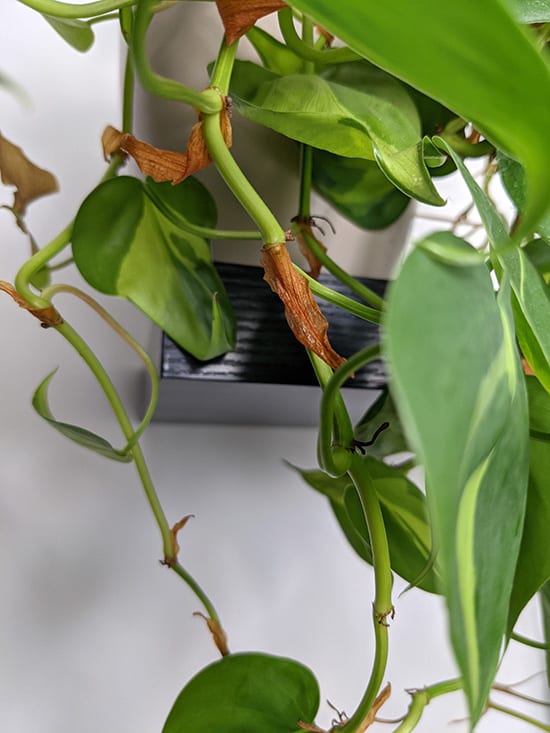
[384,242,529,724]
[230,61,443,205]
[162,653,320,733]
[72,177,235,361]
[43,15,94,52]
[288,0,550,240]
[439,139,550,393]
[33,371,132,462]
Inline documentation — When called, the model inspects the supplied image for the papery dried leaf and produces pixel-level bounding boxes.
[103,110,232,184]
[360,683,391,731]
[316,25,334,46]
[169,514,194,557]
[261,243,345,370]
[0,280,63,327]
[193,612,230,657]
[0,134,58,215]
[216,0,287,44]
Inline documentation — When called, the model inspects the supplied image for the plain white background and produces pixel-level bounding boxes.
[0,3,547,732]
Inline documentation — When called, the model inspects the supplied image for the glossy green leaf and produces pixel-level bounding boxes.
[523,238,550,281]
[384,241,529,723]
[43,15,94,52]
[162,653,320,733]
[439,139,550,393]
[311,149,410,229]
[32,371,132,462]
[505,0,550,22]
[230,60,443,205]
[72,176,235,361]
[416,230,486,267]
[292,458,439,593]
[288,0,550,240]
[508,379,550,632]
[246,26,303,75]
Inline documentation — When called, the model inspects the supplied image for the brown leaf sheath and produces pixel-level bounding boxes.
[0,281,63,327]
[216,0,288,44]
[261,243,345,370]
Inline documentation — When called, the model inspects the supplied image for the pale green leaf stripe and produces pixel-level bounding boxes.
[455,454,492,705]
[288,0,550,238]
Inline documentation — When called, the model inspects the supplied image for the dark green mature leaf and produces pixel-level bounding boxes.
[230,60,443,205]
[288,0,550,240]
[311,149,410,229]
[439,140,550,393]
[384,240,529,723]
[43,15,94,51]
[72,176,235,361]
[505,0,550,22]
[246,26,303,75]
[523,239,550,281]
[33,371,132,462]
[292,458,439,593]
[162,653,320,733]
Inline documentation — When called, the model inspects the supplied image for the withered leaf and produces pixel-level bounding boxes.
[261,243,345,370]
[295,220,327,280]
[0,134,58,215]
[193,612,230,657]
[103,110,232,184]
[216,0,288,45]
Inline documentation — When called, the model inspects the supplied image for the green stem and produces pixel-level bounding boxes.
[209,36,237,95]
[510,631,550,651]
[338,454,393,733]
[317,344,381,477]
[298,145,313,219]
[132,0,221,113]
[121,37,135,132]
[14,158,122,308]
[392,679,462,733]
[290,224,385,310]
[294,265,381,324]
[488,701,550,731]
[308,351,353,453]
[278,8,361,65]
[52,318,220,620]
[202,114,285,245]
[18,0,136,19]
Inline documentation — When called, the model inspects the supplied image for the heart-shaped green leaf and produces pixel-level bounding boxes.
[230,60,443,205]
[43,15,94,52]
[72,176,236,361]
[33,370,132,462]
[162,653,320,733]
[288,0,550,240]
[384,239,529,724]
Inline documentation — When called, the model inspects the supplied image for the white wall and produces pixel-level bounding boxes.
[0,4,546,732]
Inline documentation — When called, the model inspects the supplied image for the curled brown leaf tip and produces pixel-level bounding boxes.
[261,243,345,370]
[0,281,63,328]
[193,612,230,657]
[0,134,58,216]
[170,514,194,558]
[102,110,231,184]
[216,0,288,44]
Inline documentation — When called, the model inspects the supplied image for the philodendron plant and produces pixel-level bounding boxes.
[3,0,550,730]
